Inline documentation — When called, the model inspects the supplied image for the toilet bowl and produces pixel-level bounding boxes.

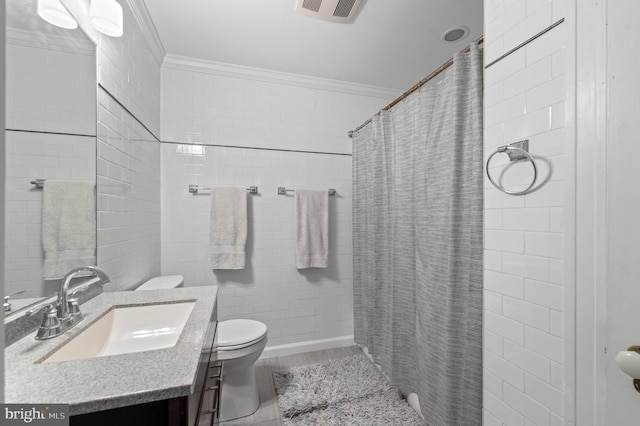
[215,319,268,421]
[135,275,184,290]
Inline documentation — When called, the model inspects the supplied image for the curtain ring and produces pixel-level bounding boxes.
[486,146,537,195]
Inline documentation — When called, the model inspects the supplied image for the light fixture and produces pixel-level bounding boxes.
[37,0,78,30]
[90,0,123,37]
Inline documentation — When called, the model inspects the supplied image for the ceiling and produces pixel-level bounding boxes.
[142,0,483,91]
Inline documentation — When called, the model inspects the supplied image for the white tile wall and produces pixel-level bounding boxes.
[5,37,96,135]
[161,144,353,347]
[159,65,391,348]
[4,131,96,298]
[96,0,161,137]
[96,87,161,291]
[484,0,568,424]
[161,65,393,155]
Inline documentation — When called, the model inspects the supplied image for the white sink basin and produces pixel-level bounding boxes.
[41,301,196,363]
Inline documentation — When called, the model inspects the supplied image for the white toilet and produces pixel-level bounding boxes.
[215,319,268,421]
[135,275,268,421]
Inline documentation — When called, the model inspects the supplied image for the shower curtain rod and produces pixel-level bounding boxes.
[347,35,484,138]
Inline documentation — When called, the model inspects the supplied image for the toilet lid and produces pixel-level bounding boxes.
[216,319,267,349]
[137,275,184,290]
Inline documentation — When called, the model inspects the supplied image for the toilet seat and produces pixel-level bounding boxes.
[216,319,267,351]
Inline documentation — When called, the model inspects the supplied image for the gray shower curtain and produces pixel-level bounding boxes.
[352,43,483,425]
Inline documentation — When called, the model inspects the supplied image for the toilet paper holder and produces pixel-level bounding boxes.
[615,345,640,393]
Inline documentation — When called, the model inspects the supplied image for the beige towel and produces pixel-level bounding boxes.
[42,180,96,280]
[210,186,247,269]
[295,189,329,269]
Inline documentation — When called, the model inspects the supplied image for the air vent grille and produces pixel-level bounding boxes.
[302,0,322,12]
[295,0,363,23]
[333,0,357,18]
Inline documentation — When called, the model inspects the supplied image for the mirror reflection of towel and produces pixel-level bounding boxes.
[42,180,96,280]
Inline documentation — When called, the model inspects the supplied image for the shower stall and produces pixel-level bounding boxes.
[350,42,484,425]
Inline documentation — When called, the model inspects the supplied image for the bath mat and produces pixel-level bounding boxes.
[273,355,425,425]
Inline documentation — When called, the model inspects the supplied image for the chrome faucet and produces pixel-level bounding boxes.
[30,265,111,340]
[57,266,110,322]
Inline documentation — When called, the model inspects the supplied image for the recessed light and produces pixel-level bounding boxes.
[441,26,469,43]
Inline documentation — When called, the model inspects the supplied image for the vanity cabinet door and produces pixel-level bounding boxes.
[197,362,222,426]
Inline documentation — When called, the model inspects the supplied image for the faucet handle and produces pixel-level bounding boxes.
[69,284,92,300]
[4,290,25,312]
[67,298,83,321]
[28,303,56,318]
[28,304,61,340]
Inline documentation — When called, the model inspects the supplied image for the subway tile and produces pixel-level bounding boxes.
[485,250,503,272]
[504,339,551,382]
[485,329,505,357]
[550,310,564,337]
[503,207,550,231]
[503,383,552,426]
[527,22,566,67]
[502,252,550,282]
[503,107,552,142]
[525,373,564,415]
[525,279,564,311]
[504,1,553,55]
[484,390,526,426]
[486,229,525,253]
[525,326,563,364]
[549,259,564,285]
[526,77,565,113]
[525,232,564,259]
[485,209,504,229]
[485,350,526,391]
[525,181,565,208]
[485,270,525,299]
[504,57,552,99]
[485,290,504,314]
[485,311,526,345]
[503,296,550,332]
[484,369,504,398]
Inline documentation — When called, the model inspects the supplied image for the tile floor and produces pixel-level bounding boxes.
[219,345,363,426]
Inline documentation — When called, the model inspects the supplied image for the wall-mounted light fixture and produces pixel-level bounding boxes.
[37,0,79,30]
[37,0,123,38]
[90,0,123,38]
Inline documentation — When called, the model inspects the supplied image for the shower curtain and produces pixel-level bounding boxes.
[352,42,483,425]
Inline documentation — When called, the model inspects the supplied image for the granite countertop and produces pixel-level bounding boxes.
[5,286,218,416]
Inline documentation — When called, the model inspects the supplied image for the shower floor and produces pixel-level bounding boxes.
[219,345,363,426]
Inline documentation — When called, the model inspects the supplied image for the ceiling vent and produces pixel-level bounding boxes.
[296,0,364,23]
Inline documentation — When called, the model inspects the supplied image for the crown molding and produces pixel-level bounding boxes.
[6,27,95,55]
[163,54,401,99]
[126,0,166,66]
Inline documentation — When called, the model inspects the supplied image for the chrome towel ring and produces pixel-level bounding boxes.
[486,140,537,195]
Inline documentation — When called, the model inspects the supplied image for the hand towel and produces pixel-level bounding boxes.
[210,186,247,269]
[42,180,96,280]
[295,189,329,269]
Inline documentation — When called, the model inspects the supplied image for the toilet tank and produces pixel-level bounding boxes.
[136,275,184,291]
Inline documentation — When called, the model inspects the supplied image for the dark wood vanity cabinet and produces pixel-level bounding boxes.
[196,361,223,426]
[71,306,220,426]
[192,315,222,426]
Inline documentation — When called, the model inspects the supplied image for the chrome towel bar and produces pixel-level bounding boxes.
[278,187,336,196]
[189,185,258,194]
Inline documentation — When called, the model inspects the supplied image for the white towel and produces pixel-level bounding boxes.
[210,186,247,269]
[295,189,329,269]
[42,180,96,280]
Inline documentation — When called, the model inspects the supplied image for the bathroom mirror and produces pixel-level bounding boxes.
[4,0,97,315]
